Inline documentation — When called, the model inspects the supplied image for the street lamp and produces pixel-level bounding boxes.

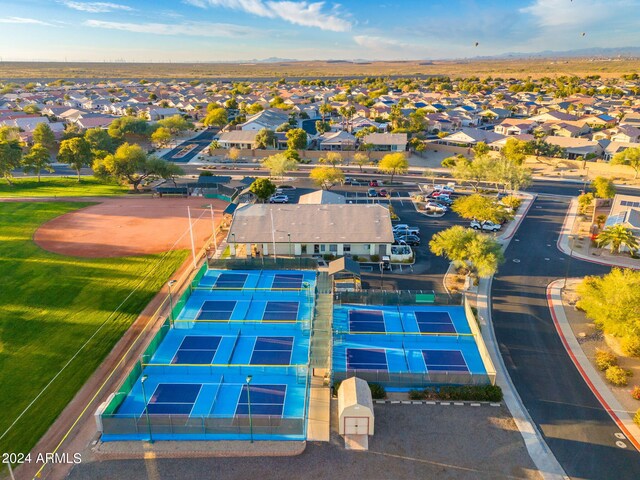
[287,233,292,257]
[167,279,177,327]
[140,375,153,444]
[246,375,253,443]
[379,261,385,289]
[231,233,236,257]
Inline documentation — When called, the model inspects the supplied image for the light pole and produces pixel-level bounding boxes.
[288,233,292,257]
[168,279,177,327]
[564,235,575,289]
[379,261,384,289]
[140,375,153,444]
[246,375,253,443]
[231,233,236,257]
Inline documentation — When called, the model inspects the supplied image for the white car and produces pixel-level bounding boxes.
[269,194,289,204]
[393,224,420,235]
[425,201,448,211]
[433,184,455,193]
[470,219,501,232]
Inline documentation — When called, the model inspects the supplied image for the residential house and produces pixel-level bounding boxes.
[437,128,504,146]
[604,194,640,250]
[545,136,603,159]
[362,132,407,151]
[217,130,258,149]
[239,109,290,131]
[318,130,357,151]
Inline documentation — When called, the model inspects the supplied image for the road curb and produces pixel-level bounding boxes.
[546,281,640,452]
[373,400,501,406]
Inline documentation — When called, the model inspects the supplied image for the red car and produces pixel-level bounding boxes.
[379,189,388,197]
[369,180,379,187]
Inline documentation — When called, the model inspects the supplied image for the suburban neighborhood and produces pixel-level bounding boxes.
[2,1,640,480]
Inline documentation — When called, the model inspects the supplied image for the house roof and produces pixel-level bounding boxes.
[298,190,346,204]
[318,130,357,145]
[328,256,361,277]
[218,130,258,143]
[228,204,394,244]
[362,132,407,146]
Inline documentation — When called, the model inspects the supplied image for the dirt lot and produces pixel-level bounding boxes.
[67,403,540,480]
[34,197,227,257]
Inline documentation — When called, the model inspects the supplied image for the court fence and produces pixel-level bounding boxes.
[208,257,318,271]
[333,370,495,388]
[101,414,305,438]
[335,290,463,307]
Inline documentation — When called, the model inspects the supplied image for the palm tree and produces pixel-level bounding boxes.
[597,224,639,254]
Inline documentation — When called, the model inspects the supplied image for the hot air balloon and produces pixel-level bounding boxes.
[475,42,479,47]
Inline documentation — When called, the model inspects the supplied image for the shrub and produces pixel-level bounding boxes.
[635,409,640,427]
[605,366,632,386]
[323,253,335,261]
[595,349,618,371]
[351,255,360,262]
[332,380,341,396]
[501,195,522,210]
[632,386,640,401]
[408,389,425,400]
[199,171,214,177]
[368,382,386,399]
[621,336,640,357]
[434,385,503,402]
[370,254,380,262]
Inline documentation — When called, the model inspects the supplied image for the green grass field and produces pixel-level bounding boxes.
[0,177,127,198]
[0,202,188,457]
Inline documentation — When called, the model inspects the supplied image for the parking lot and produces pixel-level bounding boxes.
[68,403,539,480]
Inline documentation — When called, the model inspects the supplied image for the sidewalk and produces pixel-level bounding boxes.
[546,280,640,451]
[557,198,640,270]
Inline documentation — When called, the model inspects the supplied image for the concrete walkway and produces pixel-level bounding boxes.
[546,280,640,451]
[557,198,640,270]
[474,191,568,480]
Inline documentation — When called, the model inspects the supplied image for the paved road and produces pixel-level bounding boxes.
[491,196,640,480]
[160,130,216,163]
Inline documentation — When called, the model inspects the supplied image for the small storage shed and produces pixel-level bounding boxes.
[337,377,375,436]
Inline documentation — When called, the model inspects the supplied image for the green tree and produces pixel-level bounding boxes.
[247,103,264,114]
[208,140,220,154]
[472,141,490,158]
[203,107,228,128]
[611,147,640,179]
[453,155,492,191]
[22,143,53,182]
[32,123,56,149]
[261,152,299,178]
[0,126,21,142]
[93,142,157,192]
[452,194,512,224]
[319,152,342,166]
[57,137,92,181]
[108,116,151,140]
[429,226,504,278]
[157,114,193,134]
[309,166,345,190]
[442,154,466,168]
[0,139,23,185]
[249,177,277,202]
[501,137,528,165]
[255,128,276,149]
[577,268,640,354]
[378,152,408,183]
[151,127,172,147]
[150,158,183,187]
[319,103,334,122]
[596,225,639,254]
[227,147,241,165]
[286,128,307,150]
[315,120,331,135]
[591,176,616,199]
[353,152,369,172]
[84,127,116,158]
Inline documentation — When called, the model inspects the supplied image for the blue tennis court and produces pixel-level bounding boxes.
[262,301,299,322]
[147,383,201,415]
[415,311,456,334]
[271,273,304,290]
[348,310,386,332]
[214,273,248,289]
[196,300,236,321]
[251,337,293,365]
[346,348,388,370]
[422,350,469,372]
[172,336,221,364]
[235,384,287,416]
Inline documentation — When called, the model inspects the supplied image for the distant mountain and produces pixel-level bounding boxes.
[474,46,640,60]
[254,57,298,63]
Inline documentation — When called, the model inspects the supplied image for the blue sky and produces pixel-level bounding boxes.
[0,0,638,61]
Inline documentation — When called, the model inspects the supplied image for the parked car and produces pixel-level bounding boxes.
[430,191,451,200]
[269,194,289,204]
[369,180,379,187]
[392,224,420,235]
[396,234,421,246]
[470,219,501,232]
[425,201,447,211]
[277,185,295,190]
[344,177,356,185]
[434,184,455,193]
[367,188,378,197]
[378,189,388,197]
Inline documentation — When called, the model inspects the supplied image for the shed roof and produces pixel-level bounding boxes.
[328,256,361,277]
[338,377,373,410]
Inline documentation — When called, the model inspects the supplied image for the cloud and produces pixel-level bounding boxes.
[187,0,351,31]
[520,0,629,27]
[0,17,55,26]
[61,1,134,12]
[84,19,254,37]
[353,34,408,50]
